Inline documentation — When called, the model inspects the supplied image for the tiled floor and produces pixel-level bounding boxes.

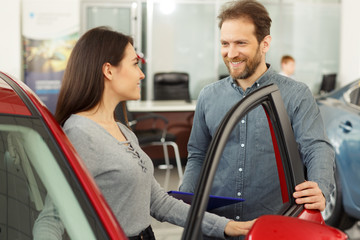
[347,222,360,240]
[152,166,360,240]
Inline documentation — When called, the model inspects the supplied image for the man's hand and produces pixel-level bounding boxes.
[224,219,256,237]
[293,181,325,211]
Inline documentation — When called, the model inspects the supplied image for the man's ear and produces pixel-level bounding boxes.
[261,35,272,53]
[102,62,113,80]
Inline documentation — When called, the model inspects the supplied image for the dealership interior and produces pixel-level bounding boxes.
[1,0,360,239]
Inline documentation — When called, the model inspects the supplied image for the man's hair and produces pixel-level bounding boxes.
[281,55,295,64]
[218,0,272,43]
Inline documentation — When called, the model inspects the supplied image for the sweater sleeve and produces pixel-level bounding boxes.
[33,195,65,240]
[149,176,229,238]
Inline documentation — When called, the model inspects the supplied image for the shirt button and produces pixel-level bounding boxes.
[241,120,245,124]
[239,168,243,172]
[237,192,241,196]
[236,216,240,220]
[241,144,245,148]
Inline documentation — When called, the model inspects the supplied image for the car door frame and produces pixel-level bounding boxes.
[0,71,127,239]
[181,84,307,240]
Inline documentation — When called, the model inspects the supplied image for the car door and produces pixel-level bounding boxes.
[0,72,127,240]
[181,84,345,240]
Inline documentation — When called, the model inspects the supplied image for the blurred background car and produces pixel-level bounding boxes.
[317,79,360,231]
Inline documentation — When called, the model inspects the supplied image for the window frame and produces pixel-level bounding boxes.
[181,84,306,240]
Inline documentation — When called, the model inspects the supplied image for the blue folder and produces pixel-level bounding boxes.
[168,190,244,211]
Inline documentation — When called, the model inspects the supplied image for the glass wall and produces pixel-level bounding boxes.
[146,1,218,100]
[144,0,340,99]
[85,6,132,35]
[81,0,340,99]
[264,1,340,93]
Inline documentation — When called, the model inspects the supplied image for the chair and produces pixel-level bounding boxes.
[319,73,337,94]
[115,103,183,184]
[154,72,191,102]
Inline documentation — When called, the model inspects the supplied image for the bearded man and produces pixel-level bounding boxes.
[180,1,335,239]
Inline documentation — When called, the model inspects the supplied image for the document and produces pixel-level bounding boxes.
[168,190,244,211]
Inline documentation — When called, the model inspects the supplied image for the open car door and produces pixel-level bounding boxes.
[181,84,347,240]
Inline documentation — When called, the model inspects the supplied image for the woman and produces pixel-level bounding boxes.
[54,26,254,239]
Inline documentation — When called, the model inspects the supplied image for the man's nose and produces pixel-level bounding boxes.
[227,45,239,59]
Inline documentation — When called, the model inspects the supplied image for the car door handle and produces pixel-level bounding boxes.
[339,121,352,133]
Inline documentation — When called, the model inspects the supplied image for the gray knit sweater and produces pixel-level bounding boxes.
[63,114,229,238]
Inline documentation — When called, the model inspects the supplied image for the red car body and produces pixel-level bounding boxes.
[0,71,127,239]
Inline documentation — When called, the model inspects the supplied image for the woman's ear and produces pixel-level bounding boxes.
[102,62,113,80]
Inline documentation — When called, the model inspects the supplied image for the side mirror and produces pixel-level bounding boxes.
[246,215,347,240]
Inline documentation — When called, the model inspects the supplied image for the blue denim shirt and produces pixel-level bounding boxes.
[180,65,335,223]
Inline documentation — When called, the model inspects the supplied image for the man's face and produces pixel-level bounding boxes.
[283,60,295,76]
[220,18,264,80]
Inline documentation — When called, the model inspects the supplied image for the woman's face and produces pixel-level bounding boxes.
[106,43,145,101]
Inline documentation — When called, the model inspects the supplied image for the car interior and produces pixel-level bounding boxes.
[0,122,95,240]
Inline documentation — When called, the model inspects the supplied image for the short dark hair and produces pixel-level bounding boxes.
[55,26,133,126]
[218,0,272,43]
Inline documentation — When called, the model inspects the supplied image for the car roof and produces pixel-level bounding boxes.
[0,72,32,115]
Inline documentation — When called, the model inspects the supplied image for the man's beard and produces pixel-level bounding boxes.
[226,46,262,80]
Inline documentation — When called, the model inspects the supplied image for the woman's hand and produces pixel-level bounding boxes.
[224,219,256,237]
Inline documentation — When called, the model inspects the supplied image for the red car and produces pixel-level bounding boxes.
[0,71,347,240]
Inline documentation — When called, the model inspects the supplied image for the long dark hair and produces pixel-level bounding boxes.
[55,26,133,126]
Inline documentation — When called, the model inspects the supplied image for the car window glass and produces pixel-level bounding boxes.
[0,122,96,240]
[344,82,360,108]
[182,85,305,239]
[240,106,284,218]
[349,86,360,106]
[208,105,285,220]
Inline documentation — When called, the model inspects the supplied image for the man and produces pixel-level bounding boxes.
[180,0,334,239]
[279,55,296,78]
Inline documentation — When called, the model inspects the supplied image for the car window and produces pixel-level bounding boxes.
[344,82,360,108]
[349,86,360,106]
[0,116,107,240]
[206,105,285,220]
